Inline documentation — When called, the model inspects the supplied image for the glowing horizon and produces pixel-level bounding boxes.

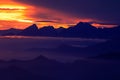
[0,0,118,30]
[0,3,82,29]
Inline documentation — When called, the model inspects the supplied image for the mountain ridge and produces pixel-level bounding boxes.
[0,22,120,39]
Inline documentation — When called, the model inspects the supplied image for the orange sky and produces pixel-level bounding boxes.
[0,0,117,30]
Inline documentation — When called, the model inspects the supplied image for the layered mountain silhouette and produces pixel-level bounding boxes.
[86,38,120,54]
[0,55,120,80]
[0,28,22,36]
[86,38,120,60]
[0,22,120,39]
[38,26,57,36]
[19,24,39,36]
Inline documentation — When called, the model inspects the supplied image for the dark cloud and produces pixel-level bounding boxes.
[35,20,57,23]
[14,0,120,25]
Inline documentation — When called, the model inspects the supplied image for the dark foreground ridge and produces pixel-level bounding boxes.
[0,55,120,80]
[0,22,120,39]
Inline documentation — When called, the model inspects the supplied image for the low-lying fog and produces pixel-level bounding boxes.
[0,36,106,62]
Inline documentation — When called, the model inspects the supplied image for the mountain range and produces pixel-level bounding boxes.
[0,55,120,80]
[0,22,120,39]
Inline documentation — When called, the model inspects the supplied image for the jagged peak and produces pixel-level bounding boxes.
[57,27,65,29]
[5,28,22,31]
[39,26,55,31]
[31,24,37,27]
[74,22,96,29]
[25,24,38,30]
[76,22,91,26]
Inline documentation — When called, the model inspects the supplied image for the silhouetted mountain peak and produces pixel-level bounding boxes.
[75,22,96,29]
[20,24,39,36]
[39,26,55,30]
[57,27,66,31]
[38,26,57,36]
[56,27,66,32]
[57,27,65,29]
[77,22,90,26]
[2,22,120,39]
[25,24,38,30]
[7,28,18,31]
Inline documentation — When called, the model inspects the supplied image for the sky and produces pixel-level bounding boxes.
[0,0,119,29]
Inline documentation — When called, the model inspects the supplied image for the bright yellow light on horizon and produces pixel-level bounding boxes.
[16,19,33,23]
[0,5,33,23]
[0,5,26,10]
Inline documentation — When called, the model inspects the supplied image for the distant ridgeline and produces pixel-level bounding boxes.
[0,22,120,39]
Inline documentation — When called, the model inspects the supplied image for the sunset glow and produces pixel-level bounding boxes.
[0,3,34,29]
[0,5,26,20]
[0,0,95,29]
[92,23,117,28]
[0,0,119,79]
[0,0,118,30]
[0,5,26,9]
